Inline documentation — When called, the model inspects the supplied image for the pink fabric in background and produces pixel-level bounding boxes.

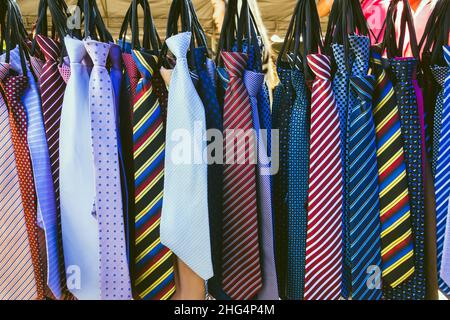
[361,0,389,44]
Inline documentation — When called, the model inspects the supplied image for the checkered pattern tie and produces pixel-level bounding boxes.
[221,51,262,300]
[385,57,426,300]
[304,54,343,300]
[0,64,45,299]
[435,46,450,295]
[131,50,176,300]
[371,48,416,291]
[286,68,309,300]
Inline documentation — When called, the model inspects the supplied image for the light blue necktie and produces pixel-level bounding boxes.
[161,32,213,280]
[1,48,62,299]
[59,36,100,300]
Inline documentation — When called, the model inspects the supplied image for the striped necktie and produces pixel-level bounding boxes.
[386,57,426,300]
[221,51,262,300]
[435,46,450,295]
[347,74,383,300]
[131,50,176,300]
[371,48,416,292]
[286,67,309,300]
[0,64,45,299]
[0,66,39,300]
[304,54,343,300]
[35,35,69,299]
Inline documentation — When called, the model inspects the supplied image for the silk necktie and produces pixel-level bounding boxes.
[371,47,416,292]
[386,57,426,300]
[221,51,262,300]
[0,65,39,300]
[84,39,132,300]
[435,46,450,293]
[431,65,448,174]
[286,67,309,300]
[0,64,45,299]
[244,69,279,300]
[332,43,353,297]
[131,50,176,300]
[304,54,343,300]
[59,36,100,300]
[161,32,213,281]
[272,64,294,299]
[193,47,226,299]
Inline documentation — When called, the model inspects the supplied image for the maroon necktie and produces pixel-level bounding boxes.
[221,51,262,300]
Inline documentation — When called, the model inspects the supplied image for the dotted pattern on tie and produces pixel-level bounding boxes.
[285,68,309,300]
[85,40,131,300]
[0,73,45,300]
[431,66,448,174]
[385,58,426,300]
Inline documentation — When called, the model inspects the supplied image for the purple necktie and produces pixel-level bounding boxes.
[84,39,132,300]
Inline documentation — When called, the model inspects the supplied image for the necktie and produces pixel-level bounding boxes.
[59,36,100,300]
[371,48,416,292]
[286,68,309,300]
[386,57,426,300]
[193,47,226,299]
[161,32,213,281]
[0,64,45,300]
[29,56,45,81]
[123,52,141,106]
[435,46,450,294]
[131,50,176,300]
[84,39,132,300]
[221,51,262,300]
[244,69,279,300]
[431,65,448,174]
[348,74,384,300]
[0,66,39,300]
[303,54,343,300]
[272,64,294,298]
[332,43,353,297]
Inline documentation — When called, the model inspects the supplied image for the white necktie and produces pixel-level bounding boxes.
[161,32,213,280]
[59,36,100,300]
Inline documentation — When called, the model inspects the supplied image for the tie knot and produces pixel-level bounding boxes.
[291,68,306,91]
[243,70,264,97]
[350,75,375,100]
[307,54,332,81]
[132,50,158,80]
[277,65,292,86]
[0,62,9,80]
[166,32,191,59]
[349,35,370,75]
[431,65,448,87]
[122,53,140,80]
[109,44,122,70]
[3,75,29,99]
[64,36,87,64]
[287,52,303,71]
[332,43,352,73]
[390,57,417,82]
[222,52,248,78]
[36,35,60,62]
[193,47,207,71]
[84,39,110,67]
[444,46,450,67]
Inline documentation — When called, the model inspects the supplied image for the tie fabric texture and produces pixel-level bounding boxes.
[193,47,226,299]
[436,46,450,293]
[347,74,383,300]
[286,67,309,300]
[332,42,353,297]
[371,47,416,292]
[385,57,426,300]
[161,32,213,281]
[221,51,262,300]
[244,69,279,300]
[59,36,100,300]
[431,66,448,174]
[0,66,39,300]
[36,35,68,298]
[84,39,132,300]
[272,64,294,299]
[131,50,176,300]
[0,64,45,300]
[304,54,343,300]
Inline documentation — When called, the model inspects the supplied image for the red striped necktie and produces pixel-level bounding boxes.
[304,54,344,300]
[221,51,262,300]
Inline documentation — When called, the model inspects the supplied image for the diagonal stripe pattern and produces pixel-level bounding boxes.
[304,54,344,300]
[132,50,176,300]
